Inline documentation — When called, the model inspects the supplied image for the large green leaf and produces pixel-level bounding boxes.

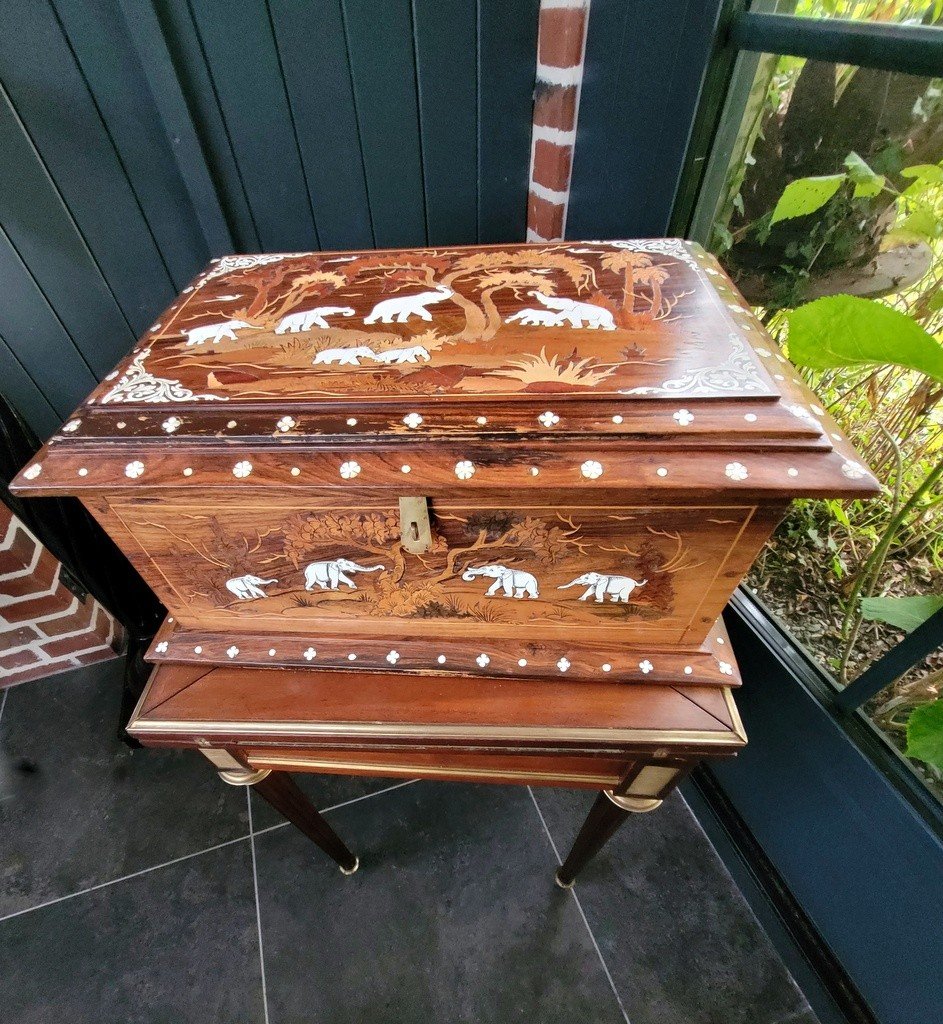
[844,152,884,199]
[859,595,943,633]
[900,163,943,183]
[787,295,943,383]
[906,699,943,770]
[769,174,846,226]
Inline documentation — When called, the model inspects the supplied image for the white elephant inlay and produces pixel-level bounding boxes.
[527,292,616,330]
[184,320,259,346]
[225,574,277,600]
[461,564,539,600]
[313,346,376,366]
[370,345,431,364]
[558,572,647,603]
[504,308,560,327]
[364,285,454,324]
[275,306,356,333]
[303,558,385,591]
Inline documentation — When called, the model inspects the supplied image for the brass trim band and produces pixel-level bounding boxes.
[604,790,663,813]
[218,767,272,787]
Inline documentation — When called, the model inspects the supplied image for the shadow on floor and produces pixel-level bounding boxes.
[0,660,816,1024]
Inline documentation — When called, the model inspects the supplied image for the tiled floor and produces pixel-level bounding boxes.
[0,660,818,1024]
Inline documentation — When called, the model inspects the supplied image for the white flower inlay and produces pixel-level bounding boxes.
[155,641,168,653]
[339,460,361,479]
[403,412,423,429]
[268,649,276,656]
[401,465,411,474]
[78,468,88,477]
[194,645,202,654]
[276,415,296,432]
[476,416,488,425]
[787,468,799,477]
[290,467,300,476]
[602,663,612,672]
[755,347,771,357]
[303,647,317,661]
[725,462,749,481]
[673,409,694,426]
[437,655,447,664]
[639,659,654,674]
[684,666,693,675]
[347,417,358,426]
[518,658,527,667]
[183,467,193,477]
[719,661,733,676]
[62,418,81,433]
[538,410,559,428]
[841,460,866,480]
[455,460,475,480]
[612,414,624,424]
[789,404,814,422]
[656,467,668,478]
[476,654,490,668]
[386,650,400,664]
[227,420,237,429]
[557,657,571,672]
[233,460,252,478]
[23,464,41,480]
[125,461,145,479]
[348,653,357,661]
[581,460,603,480]
[226,645,239,659]
[162,416,182,434]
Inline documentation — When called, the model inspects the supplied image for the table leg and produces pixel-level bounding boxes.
[220,767,359,874]
[555,789,661,888]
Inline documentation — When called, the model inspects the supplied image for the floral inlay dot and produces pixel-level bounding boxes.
[125,461,145,479]
[673,409,694,426]
[725,462,748,481]
[719,662,733,676]
[339,460,361,480]
[580,460,603,480]
[538,411,559,428]
[386,650,400,664]
[233,460,252,478]
[455,460,475,480]
[162,416,182,434]
[23,464,41,479]
[276,416,296,432]
[476,654,490,668]
[226,645,239,659]
[639,660,654,674]
[841,460,866,480]
[403,412,423,429]
[303,647,317,661]
[62,419,81,433]
[557,658,570,672]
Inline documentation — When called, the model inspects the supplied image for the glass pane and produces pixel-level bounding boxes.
[705,54,943,799]
[773,0,943,24]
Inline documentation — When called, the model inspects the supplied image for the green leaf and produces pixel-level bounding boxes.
[769,174,846,226]
[786,295,943,384]
[859,595,943,632]
[906,700,943,770]
[897,205,942,242]
[844,152,884,199]
[900,163,943,183]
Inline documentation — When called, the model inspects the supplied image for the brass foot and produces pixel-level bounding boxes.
[554,870,575,889]
[604,790,663,813]
[340,856,360,875]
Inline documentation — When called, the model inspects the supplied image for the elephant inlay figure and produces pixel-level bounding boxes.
[461,564,539,599]
[364,285,454,324]
[313,346,376,366]
[371,345,431,364]
[275,306,356,333]
[304,558,385,591]
[528,292,617,330]
[558,572,647,603]
[225,574,277,601]
[185,319,259,346]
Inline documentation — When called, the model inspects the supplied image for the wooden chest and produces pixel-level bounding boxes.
[11,240,877,684]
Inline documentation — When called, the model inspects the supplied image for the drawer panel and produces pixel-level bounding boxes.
[101,495,777,646]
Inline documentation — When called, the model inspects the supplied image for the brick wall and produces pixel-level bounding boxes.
[0,506,123,686]
[527,0,591,242]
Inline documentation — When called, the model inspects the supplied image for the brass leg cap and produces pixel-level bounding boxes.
[554,870,575,889]
[339,857,360,875]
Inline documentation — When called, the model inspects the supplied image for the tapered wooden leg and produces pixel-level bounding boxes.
[555,789,661,888]
[220,767,359,874]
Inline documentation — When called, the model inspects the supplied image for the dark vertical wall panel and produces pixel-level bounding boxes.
[268,0,374,251]
[413,0,478,246]
[341,0,428,248]
[187,0,319,252]
[567,0,724,239]
[478,0,540,243]
[51,0,210,287]
[0,0,177,332]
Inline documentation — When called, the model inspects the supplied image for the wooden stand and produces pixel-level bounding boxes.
[129,638,746,884]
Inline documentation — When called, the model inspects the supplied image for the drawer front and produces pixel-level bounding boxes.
[100,495,776,646]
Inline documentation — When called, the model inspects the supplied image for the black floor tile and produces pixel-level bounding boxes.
[0,660,248,917]
[255,781,627,1024]
[533,788,815,1024]
[0,840,262,1024]
[250,771,412,833]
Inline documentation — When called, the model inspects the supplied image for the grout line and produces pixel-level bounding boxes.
[0,833,251,924]
[0,687,8,726]
[527,787,631,1024]
[247,790,271,1024]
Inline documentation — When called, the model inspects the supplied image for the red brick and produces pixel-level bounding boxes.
[0,647,42,672]
[0,525,37,575]
[0,624,41,653]
[532,138,573,193]
[40,627,112,661]
[34,592,96,637]
[0,548,60,600]
[528,192,565,241]
[538,7,587,69]
[1,645,119,687]
[533,84,578,133]
[0,589,76,625]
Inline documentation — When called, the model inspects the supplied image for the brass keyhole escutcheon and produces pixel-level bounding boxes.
[399,496,433,553]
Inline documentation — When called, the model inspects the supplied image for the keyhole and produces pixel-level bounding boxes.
[410,521,419,542]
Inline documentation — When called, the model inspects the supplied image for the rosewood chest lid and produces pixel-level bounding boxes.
[12,239,879,499]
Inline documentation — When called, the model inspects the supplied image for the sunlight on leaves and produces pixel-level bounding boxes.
[906,699,943,771]
[860,595,943,632]
[769,174,846,226]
